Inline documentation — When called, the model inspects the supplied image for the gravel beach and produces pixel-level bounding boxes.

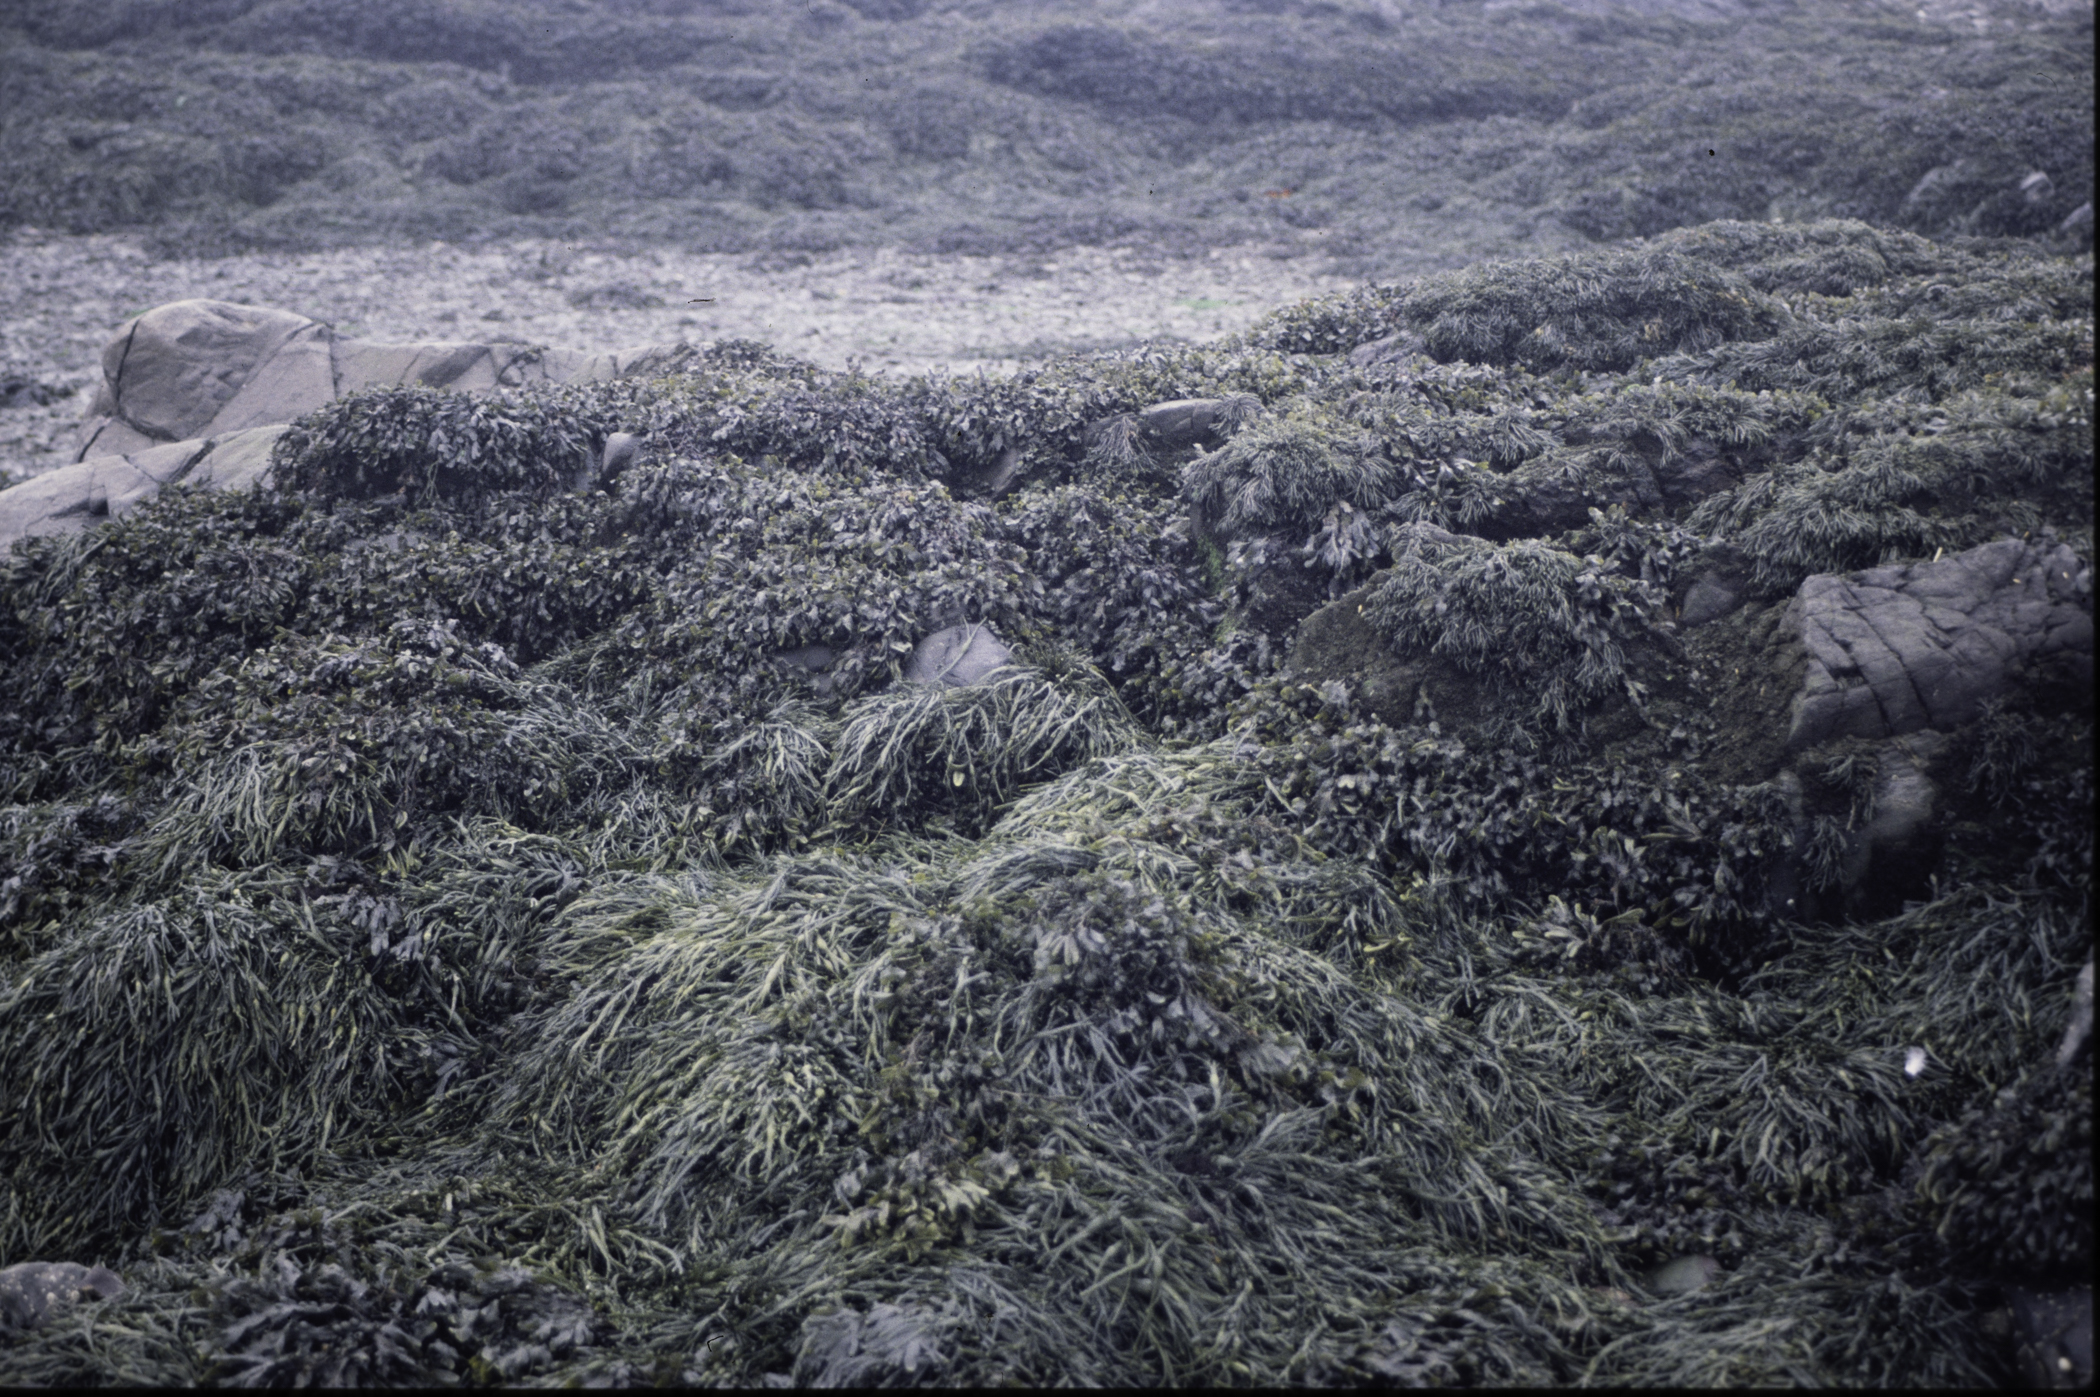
[0,228,1359,483]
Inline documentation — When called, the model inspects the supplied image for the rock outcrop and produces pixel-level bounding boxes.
[1785,536,2094,752]
[1288,532,2094,921]
[0,298,694,552]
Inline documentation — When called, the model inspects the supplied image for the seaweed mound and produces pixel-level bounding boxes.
[0,219,2090,1387]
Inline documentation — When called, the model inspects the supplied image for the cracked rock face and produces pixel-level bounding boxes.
[88,299,313,451]
[1784,537,2095,752]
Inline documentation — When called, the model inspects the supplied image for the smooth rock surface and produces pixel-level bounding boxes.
[905,623,1014,687]
[95,299,311,444]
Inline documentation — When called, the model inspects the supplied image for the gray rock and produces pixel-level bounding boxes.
[1785,537,2094,752]
[206,319,336,435]
[1643,1254,1722,1296]
[2,299,700,556]
[600,432,643,486]
[72,411,164,462]
[0,429,288,550]
[1679,574,1742,628]
[1088,397,1259,470]
[0,1261,125,1334]
[0,459,98,545]
[92,299,313,447]
[904,623,1013,687]
[333,339,495,394]
[189,425,290,494]
[1138,397,1254,452]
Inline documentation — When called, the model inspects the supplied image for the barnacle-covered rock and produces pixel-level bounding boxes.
[0,1262,124,1336]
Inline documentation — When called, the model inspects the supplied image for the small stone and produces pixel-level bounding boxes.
[1644,1254,1722,1295]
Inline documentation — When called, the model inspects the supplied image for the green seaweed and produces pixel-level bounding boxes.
[0,214,2089,1387]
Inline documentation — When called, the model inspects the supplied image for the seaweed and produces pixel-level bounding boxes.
[0,213,2090,1387]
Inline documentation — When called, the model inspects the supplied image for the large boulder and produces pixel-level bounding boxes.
[75,298,700,467]
[78,299,315,456]
[1785,536,2093,753]
[0,300,698,558]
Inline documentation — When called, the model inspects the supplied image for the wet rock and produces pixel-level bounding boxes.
[1137,397,1254,452]
[1081,396,1256,479]
[904,623,1013,687]
[0,1261,125,1335]
[1680,574,1743,627]
[1784,537,2094,753]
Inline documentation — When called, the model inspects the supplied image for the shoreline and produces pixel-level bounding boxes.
[0,228,1361,483]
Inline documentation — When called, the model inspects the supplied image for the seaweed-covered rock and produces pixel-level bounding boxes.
[0,218,2087,1391]
[0,1262,124,1336]
[1784,536,2094,752]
